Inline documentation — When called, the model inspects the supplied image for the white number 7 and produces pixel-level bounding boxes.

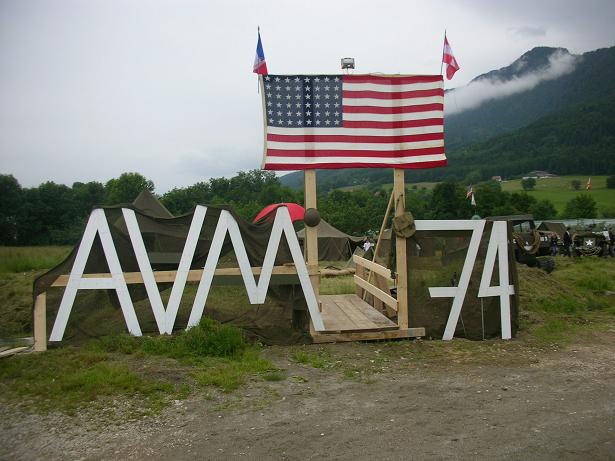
[417,220,514,340]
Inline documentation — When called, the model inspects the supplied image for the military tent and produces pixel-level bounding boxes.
[296,219,363,261]
[131,190,174,218]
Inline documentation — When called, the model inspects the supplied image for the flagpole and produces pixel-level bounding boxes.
[440,29,446,75]
[257,26,261,94]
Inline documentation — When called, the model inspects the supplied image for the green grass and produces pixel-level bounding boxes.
[0,246,71,273]
[194,348,278,392]
[320,275,355,295]
[290,347,335,369]
[0,348,177,414]
[518,257,615,342]
[0,271,40,337]
[0,318,279,412]
[500,175,615,215]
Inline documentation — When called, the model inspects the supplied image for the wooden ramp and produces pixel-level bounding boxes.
[311,294,424,343]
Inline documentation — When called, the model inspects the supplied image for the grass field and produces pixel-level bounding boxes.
[501,175,615,215]
[0,246,71,273]
[2,245,615,416]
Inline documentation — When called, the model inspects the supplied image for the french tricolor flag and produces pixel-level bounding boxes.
[253,28,268,75]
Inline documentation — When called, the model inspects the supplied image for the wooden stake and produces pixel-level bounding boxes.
[304,169,319,334]
[33,293,47,352]
[393,169,409,329]
[363,190,394,301]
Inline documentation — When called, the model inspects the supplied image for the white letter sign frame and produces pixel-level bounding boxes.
[414,220,515,341]
[49,206,324,341]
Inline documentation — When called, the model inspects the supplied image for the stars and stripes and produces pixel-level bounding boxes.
[260,74,446,170]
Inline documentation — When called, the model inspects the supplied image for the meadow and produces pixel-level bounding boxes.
[501,175,615,214]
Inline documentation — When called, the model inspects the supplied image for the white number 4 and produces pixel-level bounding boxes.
[418,220,515,340]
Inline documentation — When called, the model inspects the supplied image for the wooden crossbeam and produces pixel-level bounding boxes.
[50,265,303,287]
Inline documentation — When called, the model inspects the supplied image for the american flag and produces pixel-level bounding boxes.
[260,74,446,170]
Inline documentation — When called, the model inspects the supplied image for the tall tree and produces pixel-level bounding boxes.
[105,172,154,205]
[563,194,597,219]
[428,182,472,219]
[0,174,23,244]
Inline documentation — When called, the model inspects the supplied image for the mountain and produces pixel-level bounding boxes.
[443,94,615,180]
[280,45,615,191]
[445,46,615,149]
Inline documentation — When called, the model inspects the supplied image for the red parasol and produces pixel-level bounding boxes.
[253,203,305,224]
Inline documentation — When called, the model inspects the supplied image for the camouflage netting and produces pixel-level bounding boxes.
[33,202,312,345]
[372,221,519,340]
[405,222,519,339]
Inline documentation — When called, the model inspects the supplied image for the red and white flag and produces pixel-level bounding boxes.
[442,35,460,80]
[260,74,446,170]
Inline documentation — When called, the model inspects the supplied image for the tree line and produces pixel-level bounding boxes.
[0,170,604,246]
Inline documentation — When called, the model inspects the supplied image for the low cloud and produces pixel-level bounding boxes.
[508,26,547,38]
[446,50,579,115]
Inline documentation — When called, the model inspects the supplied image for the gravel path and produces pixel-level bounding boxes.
[2,336,615,461]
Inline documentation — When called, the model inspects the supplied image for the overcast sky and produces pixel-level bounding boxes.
[1,0,614,193]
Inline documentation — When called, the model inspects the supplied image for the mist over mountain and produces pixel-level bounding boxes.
[444,45,615,149]
[445,48,578,116]
[280,45,615,192]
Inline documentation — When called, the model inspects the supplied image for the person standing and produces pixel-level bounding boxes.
[563,227,573,257]
[550,234,558,256]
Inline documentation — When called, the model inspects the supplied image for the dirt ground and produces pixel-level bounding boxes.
[2,333,615,461]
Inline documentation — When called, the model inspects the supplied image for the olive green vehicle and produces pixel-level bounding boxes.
[487,214,556,273]
[571,231,609,256]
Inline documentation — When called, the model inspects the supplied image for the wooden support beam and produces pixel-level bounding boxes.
[353,275,398,311]
[50,265,303,288]
[311,327,425,343]
[304,169,319,336]
[33,293,47,352]
[363,190,394,300]
[393,169,409,328]
[304,169,319,294]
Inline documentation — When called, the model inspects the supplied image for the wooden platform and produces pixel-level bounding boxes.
[311,294,425,343]
[318,294,398,333]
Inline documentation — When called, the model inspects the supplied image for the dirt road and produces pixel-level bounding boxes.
[2,335,615,460]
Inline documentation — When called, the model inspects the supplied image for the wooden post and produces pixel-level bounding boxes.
[33,292,47,352]
[304,170,319,335]
[304,170,319,293]
[393,169,408,329]
[363,190,394,301]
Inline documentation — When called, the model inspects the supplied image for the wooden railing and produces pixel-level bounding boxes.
[352,255,398,313]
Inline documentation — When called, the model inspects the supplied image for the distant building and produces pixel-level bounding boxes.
[491,175,502,182]
[525,170,557,179]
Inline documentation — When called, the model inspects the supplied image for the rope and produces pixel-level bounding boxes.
[512,229,541,255]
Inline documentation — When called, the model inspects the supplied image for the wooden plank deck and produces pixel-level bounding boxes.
[312,294,425,343]
[317,294,398,333]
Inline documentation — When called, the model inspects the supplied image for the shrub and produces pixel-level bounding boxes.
[89,317,247,358]
[521,177,536,191]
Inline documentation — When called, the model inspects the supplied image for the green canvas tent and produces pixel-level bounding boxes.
[296,219,363,261]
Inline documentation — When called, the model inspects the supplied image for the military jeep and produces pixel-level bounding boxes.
[487,214,556,272]
[572,231,609,256]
